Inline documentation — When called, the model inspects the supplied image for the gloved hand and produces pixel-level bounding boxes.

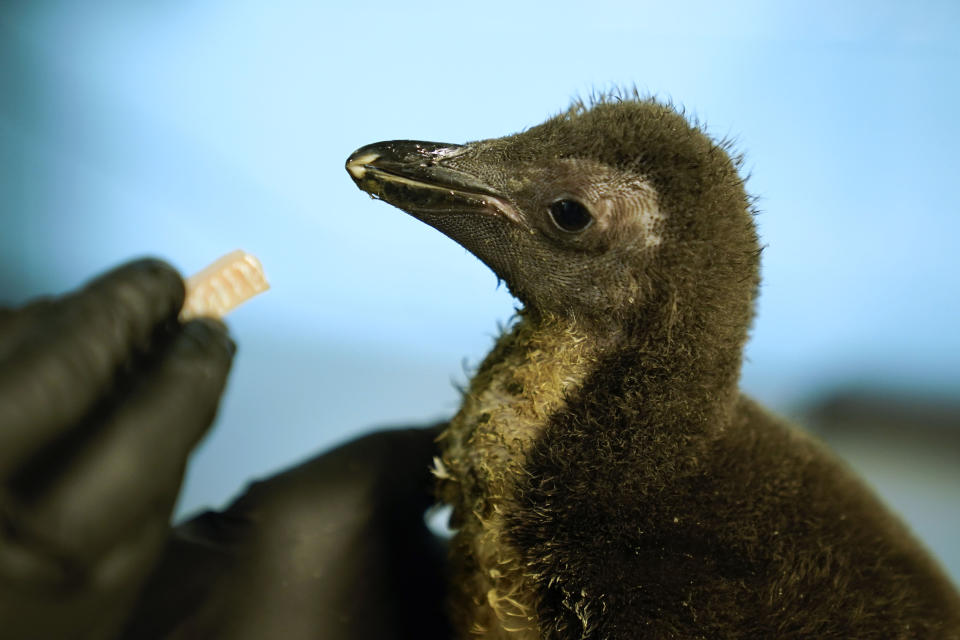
[122,425,452,640]
[0,259,235,640]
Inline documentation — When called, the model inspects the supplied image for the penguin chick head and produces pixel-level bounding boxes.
[347,96,759,334]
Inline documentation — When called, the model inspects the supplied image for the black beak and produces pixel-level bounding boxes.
[345,140,517,221]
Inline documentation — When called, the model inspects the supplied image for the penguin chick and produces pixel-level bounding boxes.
[346,96,960,639]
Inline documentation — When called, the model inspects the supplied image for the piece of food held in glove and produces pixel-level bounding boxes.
[179,250,269,320]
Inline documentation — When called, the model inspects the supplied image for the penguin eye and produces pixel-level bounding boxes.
[548,199,593,233]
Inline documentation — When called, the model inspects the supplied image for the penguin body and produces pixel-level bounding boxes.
[347,95,960,639]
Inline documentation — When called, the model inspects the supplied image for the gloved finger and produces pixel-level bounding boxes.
[119,425,452,640]
[0,509,170,640]
[367,424,447,516]
[7,318,234,564]
[227,423,447,522]
[0,259,186,478]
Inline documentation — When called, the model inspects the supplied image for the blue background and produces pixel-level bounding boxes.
[2,1,958,579]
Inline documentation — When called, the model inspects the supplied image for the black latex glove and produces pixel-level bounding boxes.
[0,260,235,640]
[122,425,452,640]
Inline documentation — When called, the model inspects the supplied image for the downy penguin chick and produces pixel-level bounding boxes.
[346,96,960,639]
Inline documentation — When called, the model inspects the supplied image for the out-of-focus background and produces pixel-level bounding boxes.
[2,1,957,580]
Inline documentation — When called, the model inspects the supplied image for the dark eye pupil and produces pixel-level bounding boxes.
[548,199,593,232]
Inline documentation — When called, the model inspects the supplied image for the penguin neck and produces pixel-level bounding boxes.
[615,299,747,429]
[440,310,608,502]
[439,301,747,494]
[613,244,758,426]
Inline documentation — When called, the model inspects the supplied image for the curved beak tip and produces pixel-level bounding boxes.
[345,151,380,180]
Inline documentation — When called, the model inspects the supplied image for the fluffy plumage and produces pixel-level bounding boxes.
[346,95,960,639]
